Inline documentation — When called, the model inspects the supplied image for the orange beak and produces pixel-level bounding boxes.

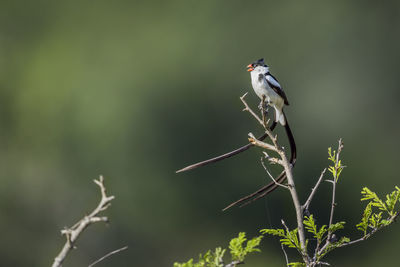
[246,64,254,72]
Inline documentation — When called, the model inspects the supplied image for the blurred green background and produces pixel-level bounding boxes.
[1,1,400,266]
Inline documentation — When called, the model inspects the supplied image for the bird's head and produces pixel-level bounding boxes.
[247,58,269,73]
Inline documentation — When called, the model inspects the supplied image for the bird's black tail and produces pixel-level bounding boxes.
[223,111,296,210]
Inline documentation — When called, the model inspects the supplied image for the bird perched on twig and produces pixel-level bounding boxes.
[221,59,297,210]
[246,58,289,125]
[176,58,297,209]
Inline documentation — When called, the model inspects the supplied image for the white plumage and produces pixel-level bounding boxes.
[249,65,286,125]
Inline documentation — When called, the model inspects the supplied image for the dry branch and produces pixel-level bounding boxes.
[239,94,309,264]
[302,168,327,212]
[51,176,115,267]
[88,246,128,267]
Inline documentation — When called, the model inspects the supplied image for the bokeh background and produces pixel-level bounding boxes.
[1,1,400,266]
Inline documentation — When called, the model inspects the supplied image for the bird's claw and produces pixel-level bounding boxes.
[258,101,270,115]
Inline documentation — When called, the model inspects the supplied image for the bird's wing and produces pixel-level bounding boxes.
[265,73,289,105]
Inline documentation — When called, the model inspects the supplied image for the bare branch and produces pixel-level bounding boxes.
[239,95,308,264]
[240,92,264,126]
[175,93,275,174]
[52,176,115,267]
[88,246,128,267]
[281,244,289,266]
[224,260,244,267]
[248,133,278,152]
[281,219,290,232]
[260,156,289,190]
[302,168,327,212]
[316,261,331,266]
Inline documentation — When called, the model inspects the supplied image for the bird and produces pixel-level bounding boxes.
[175,59,281,174]
[176,58,297,209]
[246,58,288,125]
[223,58,297,210]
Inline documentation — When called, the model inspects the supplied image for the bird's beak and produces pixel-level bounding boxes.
[246,64,254,72]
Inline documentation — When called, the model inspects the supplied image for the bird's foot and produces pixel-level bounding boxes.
[258,101,270,116]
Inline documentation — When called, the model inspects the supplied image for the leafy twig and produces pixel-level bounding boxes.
[326,139,344,242]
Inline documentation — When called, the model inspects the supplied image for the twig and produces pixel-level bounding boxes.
[224,260,243,267]
[339,210,400,248]
[278,143,307,263]
[326,139,343,242]
[240,93,264,127]
[281,244,289,266]
[260,156,289,190]
[316,261,330,266]
[240,95,308,264]
[302,168,327,212]
[248,133,278,153]
[52,176,115,267]
[88,246,128,267]
[176,94,278,174]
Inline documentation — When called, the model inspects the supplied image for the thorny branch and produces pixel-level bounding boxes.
[52,176,116,267]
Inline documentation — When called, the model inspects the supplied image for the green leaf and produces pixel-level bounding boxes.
[261,227,301,250]
[360,187,387,212]
[385,187,400,215]
[212,247,225,267]
[327,146,345,180]
[369,212,383,228]
[174,247,226,267]
[288,262,306,267]
[282,228,300,249]
[317,225,327,241]
[174,258,194,267]
[229,232,246,262]
[328,221,346,234]
[244,236,263,254]
[260,228,285,237]
[229,232,262,262]
[328,147,335,162]
[175,232,263,267]
[303,215,318,238]
[356,202,373,236]
[380,219,391,226]
[303,215,335,243]
[319,236,350,259]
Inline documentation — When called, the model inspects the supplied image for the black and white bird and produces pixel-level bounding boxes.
[176,58,297,210]
[246,58,289,126]
[176,58,295,174]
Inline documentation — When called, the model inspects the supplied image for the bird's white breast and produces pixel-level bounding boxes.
[251,73,282,107]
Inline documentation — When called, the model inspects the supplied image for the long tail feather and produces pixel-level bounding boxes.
[223,111,296,210]
[176,121,277,173]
